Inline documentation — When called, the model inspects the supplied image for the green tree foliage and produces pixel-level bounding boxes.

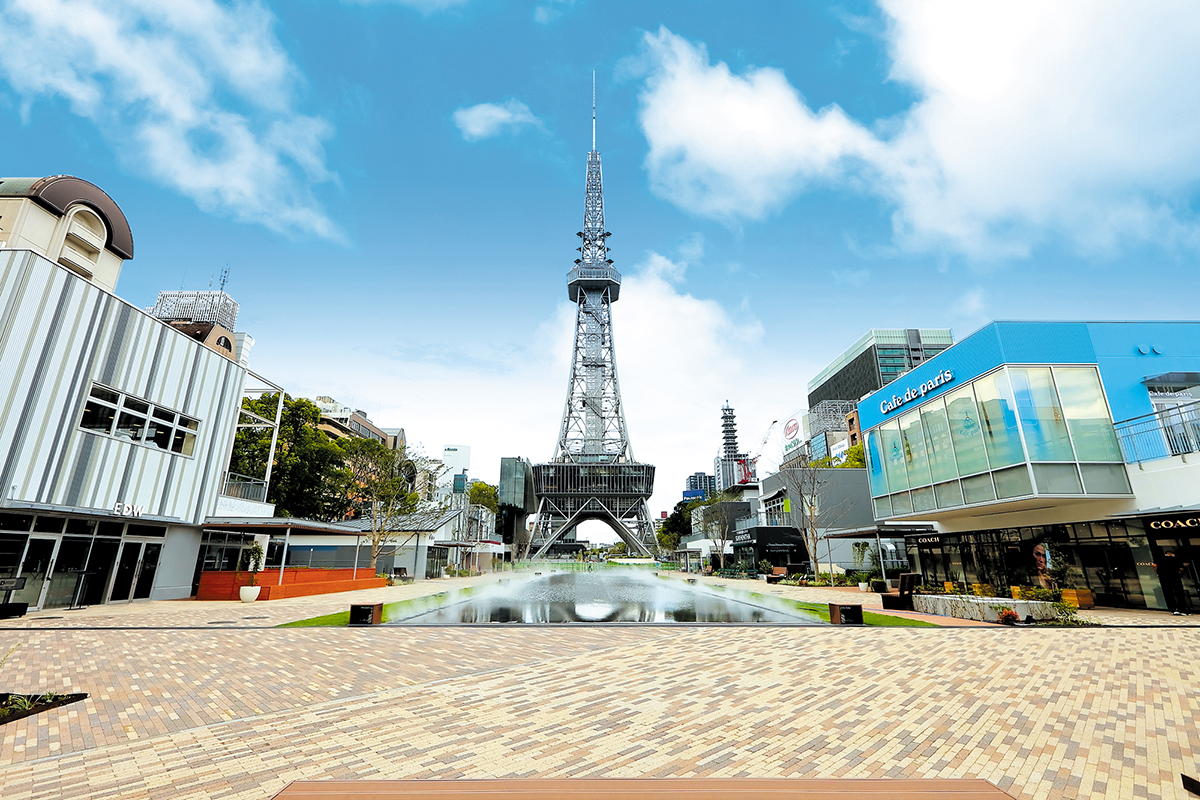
[655,499,695,552]
[809,443,866,469]
[468,481,499,512]
[337,436,435,570]
[227,393,347,520]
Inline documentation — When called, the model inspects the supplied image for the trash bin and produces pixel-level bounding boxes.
[349,602,383,626]
[828,603,863,625]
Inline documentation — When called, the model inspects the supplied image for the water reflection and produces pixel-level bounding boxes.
[389,571,823,625]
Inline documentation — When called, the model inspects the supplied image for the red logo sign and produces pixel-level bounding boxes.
[783,419,799,440]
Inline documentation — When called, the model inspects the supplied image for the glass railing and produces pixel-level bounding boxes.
[1114,400,1200,464]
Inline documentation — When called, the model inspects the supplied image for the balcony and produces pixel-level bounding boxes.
[1115,400,1200,464]
[221,472,268,502]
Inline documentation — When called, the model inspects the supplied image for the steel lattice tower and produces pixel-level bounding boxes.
[530,87,656,558]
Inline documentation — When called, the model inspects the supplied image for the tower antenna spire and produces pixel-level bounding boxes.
[592,70,596,151]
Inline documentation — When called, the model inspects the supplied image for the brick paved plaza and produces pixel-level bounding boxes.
[0,576,1197,800]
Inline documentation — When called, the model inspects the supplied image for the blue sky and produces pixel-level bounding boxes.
[3,0,1200,536]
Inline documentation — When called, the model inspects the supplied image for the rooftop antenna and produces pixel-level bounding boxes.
[219,264,230,293]
[592,70,596,151]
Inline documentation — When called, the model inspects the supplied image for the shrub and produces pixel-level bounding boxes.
[995,608,1020,626]
[1018,585,1060,602]
[757,560,774,575]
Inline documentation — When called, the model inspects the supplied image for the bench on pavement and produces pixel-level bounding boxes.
[272,778,1017,799]
[765,566,788,584]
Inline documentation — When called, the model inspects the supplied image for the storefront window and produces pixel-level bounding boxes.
[1010,367,1074,461]
[899,410,932,488]
[920,400,959,483]
[880,421,909,492]
[944,385,990,475]
[865,428,889,498]
[974,370,1025,468]
[1053,367,1123,462]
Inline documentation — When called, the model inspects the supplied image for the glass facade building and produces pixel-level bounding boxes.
[865,365,1130,519]
[855,320,1200,611]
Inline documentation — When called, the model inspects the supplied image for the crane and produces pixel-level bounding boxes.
[738,419,778,483]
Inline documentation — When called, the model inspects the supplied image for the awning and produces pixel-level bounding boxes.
[757,486,787,503]
[203,517,359,535]
[1142,371,1200,387]
[824,523,935,540]
[1109,505,1200,518]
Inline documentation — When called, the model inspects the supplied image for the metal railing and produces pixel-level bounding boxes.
[1114,400,1200,464]
[221,472,268,502]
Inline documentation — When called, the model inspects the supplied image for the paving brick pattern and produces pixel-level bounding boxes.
[0,573,1196,799]
[1,623,1198,799]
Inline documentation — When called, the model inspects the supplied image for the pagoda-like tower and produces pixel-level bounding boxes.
[530,96,656,558]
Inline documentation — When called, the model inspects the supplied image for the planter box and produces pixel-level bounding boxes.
[0,693,88,726]
[1060,588,1094,609]
[913,594,1058,622]
[197,569,387,601]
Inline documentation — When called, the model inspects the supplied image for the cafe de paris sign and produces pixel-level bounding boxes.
[879,369,955,416]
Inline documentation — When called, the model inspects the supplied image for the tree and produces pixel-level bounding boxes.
[227,393,347,520]
[776,454,854,578]
[809,443,865,470]
[468,482,498,512]
[337,438,445,571]
[701,491,744,570]
[656,499,693,552]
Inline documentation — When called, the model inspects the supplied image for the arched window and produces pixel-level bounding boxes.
[57,207,107,279]
[215,336,233,353]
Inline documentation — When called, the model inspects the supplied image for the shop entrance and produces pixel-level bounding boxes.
[109,541,163,602]
[12,538,57,610]
[1149,536,1199,612]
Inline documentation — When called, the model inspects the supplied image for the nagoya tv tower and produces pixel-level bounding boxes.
[530,76,656,558]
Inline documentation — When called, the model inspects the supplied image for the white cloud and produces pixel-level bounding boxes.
[453,99,543,142]
[622,27,875,222]
[533,0,574,25]
[627,7,1200,258]
[0,0,340,239]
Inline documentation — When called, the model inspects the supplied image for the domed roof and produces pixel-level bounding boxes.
[0,175,133,259]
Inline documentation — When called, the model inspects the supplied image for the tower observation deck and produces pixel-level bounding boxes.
[530,92,656,558]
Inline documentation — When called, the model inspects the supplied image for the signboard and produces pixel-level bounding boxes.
[0,577,26,591]
[733,529,754,546]
[879,369,955,416]
[682,490,705,501]
[781,413,804,457]
[1143,514,1200,530]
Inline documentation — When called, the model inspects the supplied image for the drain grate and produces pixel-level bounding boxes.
[206,620,238,625]
[242,616,269,620]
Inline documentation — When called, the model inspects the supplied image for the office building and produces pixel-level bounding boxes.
[685,472,716,497]
[808,328,954,407]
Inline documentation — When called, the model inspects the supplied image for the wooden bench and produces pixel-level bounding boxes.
[765,566,788,584]
[272,778,1017,799]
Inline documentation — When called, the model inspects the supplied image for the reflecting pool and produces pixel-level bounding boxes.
[387,571,825,625]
